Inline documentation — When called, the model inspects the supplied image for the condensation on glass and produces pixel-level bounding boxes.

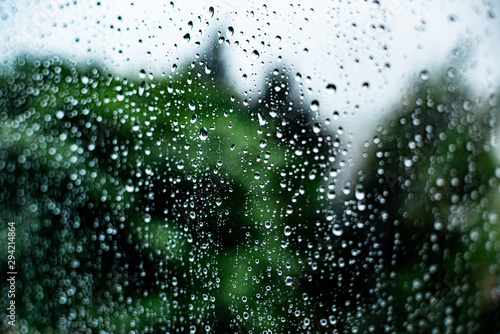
[0,1,499,333]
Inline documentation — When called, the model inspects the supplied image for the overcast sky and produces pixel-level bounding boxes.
[1,0,499,150]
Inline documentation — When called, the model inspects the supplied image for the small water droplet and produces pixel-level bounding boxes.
[419,69,429,81]
[313,122,321,133]
[257,113,266,126]
[183,33,191,43]
[326,83,337,94]
[199,127,208,140]
[189,100,196,111]
[260,139,267,148]
[310,100,319,111]
[355,184,365,200]
[177,159,185,170]
[333,224,343,236]
[284,225,292,236]
[227,26,234,37]
[251,50,260,59]
[362,82,370,90]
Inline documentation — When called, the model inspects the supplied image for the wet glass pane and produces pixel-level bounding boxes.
[1,1,500,333]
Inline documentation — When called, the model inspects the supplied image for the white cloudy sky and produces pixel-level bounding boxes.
[1,0,499,145]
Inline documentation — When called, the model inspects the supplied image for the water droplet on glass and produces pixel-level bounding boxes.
[326,83,337,94]
[227,26,234,37]
[313,122,321,133]
[260,139,267,148]
[183,33,191,43]
[252,50,260,59]
[189,100,196,111]
[420,69,430,80]
[177,159,185,170]
[199,127,208,140]
[333,224,343,236]
[310,100,319,111]
[257,113,266,125]
[355,184,365,200]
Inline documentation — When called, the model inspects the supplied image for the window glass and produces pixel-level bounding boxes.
[1,1,500,333]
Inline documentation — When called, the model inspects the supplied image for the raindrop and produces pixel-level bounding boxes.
[199,127,208,140]
[313,122,321,133]
[419,69,430,80]
[260,139,267,148]
[177,160,185,170]
[257,113,266,125]
[251,50,260,59]
[227,26,234,37]
[183,33,191,43]
[310,100,319,111]
[355,184,365,200]
[189,100,196,111]
[326,83,337,94]
[333,224,343,236]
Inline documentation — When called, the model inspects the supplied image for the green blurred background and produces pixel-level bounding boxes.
[0,50,499,333]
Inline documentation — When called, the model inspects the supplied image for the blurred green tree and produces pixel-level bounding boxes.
[350,66,500,333]
[0,50,331,333]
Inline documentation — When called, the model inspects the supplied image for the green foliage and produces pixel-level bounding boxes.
[0,54,499,334]
[0,54,330,333]
[352,67,500,333]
